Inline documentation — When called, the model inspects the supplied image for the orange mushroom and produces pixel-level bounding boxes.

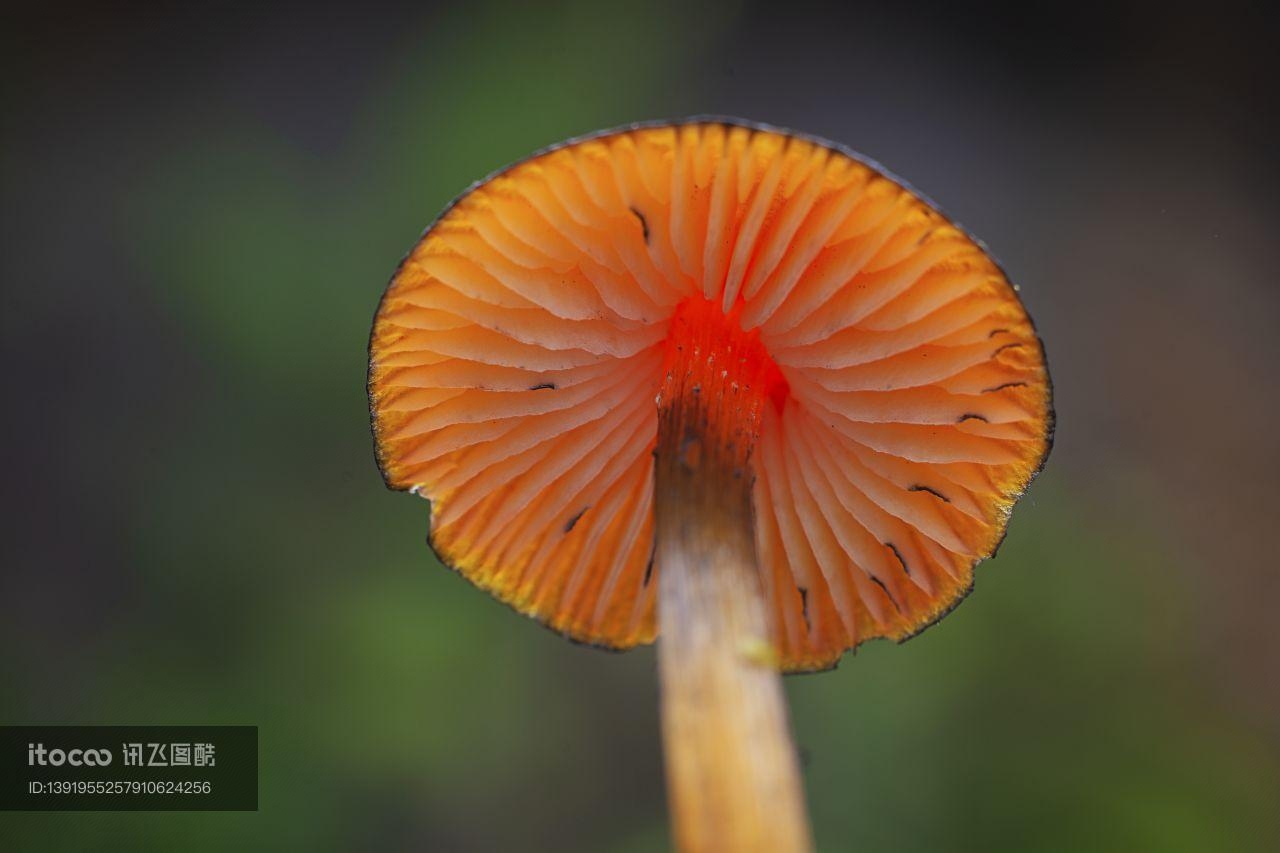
[368,118,1053,852]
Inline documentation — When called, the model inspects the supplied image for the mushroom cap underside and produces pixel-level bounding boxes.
[369,118,1053,671]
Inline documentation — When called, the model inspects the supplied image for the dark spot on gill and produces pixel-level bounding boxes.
[564,507,588,533]
[868,575,902,613]
[643,548,655,586]
[529,382,557,391]
[629,206,650,244]
[909,484,951,503]
[992,342,1025,356]
[798,586,811,632]
[987,328,1010,338]
[885,542,910,576]
[982,381,1028,393]
[957,413,989,423]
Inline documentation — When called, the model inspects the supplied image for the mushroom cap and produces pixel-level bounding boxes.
[369,119,1053,671]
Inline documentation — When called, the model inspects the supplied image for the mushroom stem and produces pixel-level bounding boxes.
[654,368,813,852]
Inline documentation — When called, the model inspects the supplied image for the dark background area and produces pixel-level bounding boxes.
[3,2,1278,850]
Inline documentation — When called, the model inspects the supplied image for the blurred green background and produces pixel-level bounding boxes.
[3,1,1278,850]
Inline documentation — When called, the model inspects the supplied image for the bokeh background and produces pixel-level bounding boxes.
[3,1,1278,850]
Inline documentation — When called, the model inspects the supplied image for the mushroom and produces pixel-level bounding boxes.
[368,119,1053,852]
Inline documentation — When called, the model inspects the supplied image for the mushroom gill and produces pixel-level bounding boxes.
[368,119,1053,671]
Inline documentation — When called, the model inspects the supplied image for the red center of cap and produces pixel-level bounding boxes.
[659,296,791,453]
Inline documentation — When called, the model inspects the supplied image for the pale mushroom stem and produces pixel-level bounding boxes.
[654,355,814,853]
